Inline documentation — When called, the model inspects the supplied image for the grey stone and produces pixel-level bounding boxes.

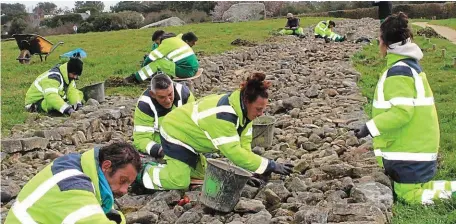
[222,3,265,22]
[151,190,182,205]
[125,210,159,224]
[117,194,154,213]
[141,17,186,29]
[20,137,49,151]
[85,98,100,106]
[264,188,281,206]
[302,142,318,151]
[285,177,308,192]
[44,151,63,160]
[252,146,265,156]
[141,200,169,214]
[100,109,121,120]
[176,211,202,224]
[234,198,265,213]
[350,182,393,209]
[1,139,22,154]
[34,130,62,141]
[1,180,21,203]
[346,136,359,146]
[160,209,179,223]
[328,203,386,223]
[305,84,320,98]
[321,163,354,178]
[293,160,310,174]
[282,96,307,109]
[241,185,259,199]
[245,210,272,224]
[292,192,324,205]
[295,207,329,224]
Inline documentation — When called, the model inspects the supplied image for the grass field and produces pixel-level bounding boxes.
[0,17,330,136]
[352,26,456,224]
[429,18,456,30]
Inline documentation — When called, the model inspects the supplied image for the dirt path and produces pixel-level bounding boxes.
[413,22,456,44]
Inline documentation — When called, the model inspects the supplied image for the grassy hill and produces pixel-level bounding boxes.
[1,17,329,135]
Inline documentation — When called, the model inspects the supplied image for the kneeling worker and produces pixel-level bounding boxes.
[314,20,345,42]
[133,74,195,158]
[25,57,84,115]
[136,73,293,190]
[4,142,141,224]
[126,32,200,83]
[279,13,305,37]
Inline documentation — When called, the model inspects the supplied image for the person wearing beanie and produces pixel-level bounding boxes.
[125,32,200,83]
[354,12,455,205]
[24,57,84,115]
[314,20,346,42]
[279,13,305,37]
[373,1,393,24]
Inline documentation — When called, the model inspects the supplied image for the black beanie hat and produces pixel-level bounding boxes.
[67,57,83,75]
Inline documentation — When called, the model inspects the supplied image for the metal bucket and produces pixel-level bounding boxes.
[200,159,252,212]
[252,115,276,148]
[81,82,105,103]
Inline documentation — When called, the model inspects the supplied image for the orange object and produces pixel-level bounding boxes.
[178,195,190,206]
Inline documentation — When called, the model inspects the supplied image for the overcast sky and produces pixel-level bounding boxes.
[3,1,120,12]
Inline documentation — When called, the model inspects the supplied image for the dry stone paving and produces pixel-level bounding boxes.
[1,18,392,223]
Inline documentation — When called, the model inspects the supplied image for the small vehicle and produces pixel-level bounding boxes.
[13,34,64,64]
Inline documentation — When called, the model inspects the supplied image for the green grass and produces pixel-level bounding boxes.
[0,17,331,136]
[352,26,456,224]
[429,18,456,30]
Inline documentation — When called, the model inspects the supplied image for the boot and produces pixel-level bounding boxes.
[124,74,140,84]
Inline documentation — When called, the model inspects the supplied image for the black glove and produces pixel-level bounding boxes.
[106,209,122,224]
[265,160,294,176]
[149,144,164,158]
[354,124,371,139]
[63,106,75,115]
[247,174,267,187]
[73,103,83,111]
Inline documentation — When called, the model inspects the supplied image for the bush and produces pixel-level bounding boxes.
[9,17,28,34]
[116,11,144,29]
[38,24,74,36]
[78,21,94,33]
[142,10,184,26]
[42,14,83,28]
[182,11,211,23]
[92,14,121,32]
[443,2,456,18]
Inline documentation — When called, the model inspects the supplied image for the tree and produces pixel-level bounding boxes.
[111,1,147,13]
[1,3,27,25]
[74,1,105,14]
[34,2,57,15]
[9,17,28,34]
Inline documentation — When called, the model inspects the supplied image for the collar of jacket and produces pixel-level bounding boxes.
[54,63,70,85]
[228,90,250,127]
[80,148,102,205]
[386,38,423,67]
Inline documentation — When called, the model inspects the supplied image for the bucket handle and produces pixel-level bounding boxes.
[252,127,269,140]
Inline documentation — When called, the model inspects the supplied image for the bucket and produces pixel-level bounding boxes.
[81,82,105,103]
[200,159,252,212]
[252,115,276,148]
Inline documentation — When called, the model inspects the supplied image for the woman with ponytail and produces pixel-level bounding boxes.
[354,12,455,204]
[135,73,293,190]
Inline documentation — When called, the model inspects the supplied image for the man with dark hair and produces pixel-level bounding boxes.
[151,30,165,51]
[314,20,345,42]
[133,74,195,158]
[4,142,141,224]
[373,1,393,23]
[182,32,198,47]
[279,13,305,37]
[125,32,200,83]
[25,57,84,115]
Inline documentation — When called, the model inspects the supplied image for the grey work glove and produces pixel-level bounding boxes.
[265,160,294,176]
[149,144,164,158]
[106,209,123,224]
[63,106,75,115]
[247,173,268,187]
[73,103,83,111]
[355,124,371,139]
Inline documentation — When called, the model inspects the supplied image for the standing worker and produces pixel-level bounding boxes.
[373,1,393,24]
[4,142,142,224]
[24,57,84,115]
[354,12,455,205]
[279,13,305,37]
[136,73,293,190]
[314,20,345,42]
[125,32,199,83]
[133,74,195,158]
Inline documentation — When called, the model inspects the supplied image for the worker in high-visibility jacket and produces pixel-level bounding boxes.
[354,13,456,205]
[314,20,345,42]
[141,30,165,67]
[133,74,195,157]
[24,57,84,115]
[4,142,141,224]
[279,13,305,37]
[126,32,199,83]
[135,73,293,190]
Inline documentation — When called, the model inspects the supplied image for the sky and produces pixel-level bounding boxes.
[3,1,121,12]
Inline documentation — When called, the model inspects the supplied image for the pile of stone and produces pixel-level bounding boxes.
[1,18,393,224]
[417,27,446,39]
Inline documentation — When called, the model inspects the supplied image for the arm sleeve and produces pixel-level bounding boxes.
[40,78,70,114]
[67,80,84,105]
[147,40,176,62]
[285,20,290,28]
[367,76,416,137]
[133,109,160,154]
[54,190,116,224]
[187,92,196,103]
[207,120,269,174]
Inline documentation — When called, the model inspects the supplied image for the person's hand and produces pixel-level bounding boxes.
[149,144,164,158]
[106,209,124,224]
[266,160,294,176]
[73,103,83,111]
[291,27,297,30]
[354,124,371,139]
[247,174,267,187]
[64,106,75,115]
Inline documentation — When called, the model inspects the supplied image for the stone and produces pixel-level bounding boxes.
[141,200,169,214]
[160,209,179,223]
[264,188,281,206]
[125,210,159,224]
[1,180,21,203]
[305,84,320,98]
[245,210,272,224]
[85,98,100,106]
[100,109,121,120]
[295,207,329,224]
[325,89,339,97]
[117,194,154,213]
[302,142,318,151]
[293,160,310,174]
[341,176,355,192]
[292,192,324,205]
[151,190,183,205]
[263,150,282,160]
[285,177,308,192]
[34,130,62,141]
[176,211,202,224]
[141,17,186,29]
[234,198,265,213]
[350,182,393,209]
[20,137,49,151]
[328,203,386,223]
[242,185,259,199]
[346,136,359,146]
[282,96,307,109]
[1,139,22,154]
[321,163,354,178]
[44,151,63,160]
[222,3,265,22]
[252,146,265,156]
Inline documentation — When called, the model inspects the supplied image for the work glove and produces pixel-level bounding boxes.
[73,103,83,111]
[265,160,294,176]
[354,124,371,139]
[247,173,268,187]
[106,209,125,224]
[63,106,75,115]
[149,144,164,158]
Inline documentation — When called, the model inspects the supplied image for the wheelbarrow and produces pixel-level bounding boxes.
[13,34,64,64]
